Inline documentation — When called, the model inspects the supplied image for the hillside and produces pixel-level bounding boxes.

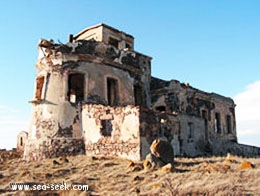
[0,150,259,195]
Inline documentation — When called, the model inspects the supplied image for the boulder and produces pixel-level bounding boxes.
[160,163,173,172]
[238,161,255,170]
[143,153,164,170]
[150,139,174,165]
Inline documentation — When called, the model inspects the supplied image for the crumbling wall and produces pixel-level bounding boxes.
[24,36,152,161]
[101,24,134,50]
[24,138,84,161]
[139,109,182,158]
[80,61,135,106]
[74,24,134,50]
[151,78,236,143]
[178,114,207,157]
[37,38,151,109]
[209,94,237,141]
[235,143,260,157]
[139,109,160,159]
[150,77,170,91]
[24,66,85,160]
[37,39,150,76]
[23,103,85,161]
[211,139,260,157]
[163,115,181,156]
[82,104,141,161]
[151,79,215,116]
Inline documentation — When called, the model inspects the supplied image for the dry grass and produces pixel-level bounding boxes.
[0,153,259,195]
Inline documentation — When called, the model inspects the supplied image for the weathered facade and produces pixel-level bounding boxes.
[20,24,260,161]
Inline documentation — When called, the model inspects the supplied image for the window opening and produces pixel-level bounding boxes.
[159,118,166,137]
[188,122,194,139]
[202,110,207,120]
[20,137,23,146]
[134,84,144,106]
[215,112,221,133]
[108,37,119,48]
[101,120,112,136]
[202,110,208,140]
[68,73,84,103]
[226,115,232,134]
[156,106,166,112]
[107,78,118,106]
[125,43,131,49]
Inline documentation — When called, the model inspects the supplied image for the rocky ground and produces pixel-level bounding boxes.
[0,149,259,195]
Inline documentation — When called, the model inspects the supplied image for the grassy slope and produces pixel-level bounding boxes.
[0,152,260,196]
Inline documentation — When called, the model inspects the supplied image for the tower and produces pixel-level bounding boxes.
[23,24,152,161]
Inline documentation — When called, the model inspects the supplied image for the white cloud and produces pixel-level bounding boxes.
[0,105,20,114]
[234,81,260,147]
[0,105,8,109]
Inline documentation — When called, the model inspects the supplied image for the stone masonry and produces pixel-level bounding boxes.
[18,23,260,161]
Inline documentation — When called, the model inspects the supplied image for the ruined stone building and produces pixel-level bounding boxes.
[18,24,260,161]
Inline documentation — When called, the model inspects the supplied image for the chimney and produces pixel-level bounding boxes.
[69,34,74,43]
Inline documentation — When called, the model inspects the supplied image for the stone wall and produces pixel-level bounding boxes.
[23,101,82,161]
[150,77,237,144]
[82,104,141,161]
[236,143,260,157]
[139,109,208,158]
[74,24,134,50]
[139,109,160,159]
[85,140,140,160]
[24,138,85,161]
[212,139,260,157]
[178,114,207,157]
[209,94,237,141]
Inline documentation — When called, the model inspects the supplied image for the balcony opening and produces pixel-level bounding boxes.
[68,73,84,103]
[101,119,112,136]
[35,76,45,99]
[107,77,118,106]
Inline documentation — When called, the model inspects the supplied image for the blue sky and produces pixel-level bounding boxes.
[0,0,259,149]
